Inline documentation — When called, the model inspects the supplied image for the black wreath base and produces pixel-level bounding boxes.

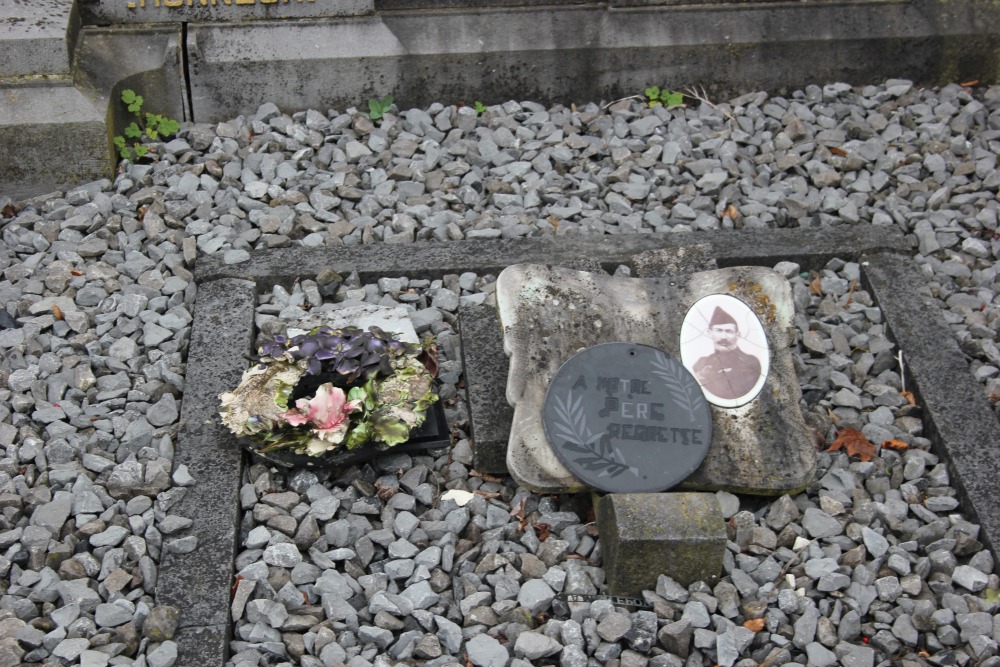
[238,400,449,470]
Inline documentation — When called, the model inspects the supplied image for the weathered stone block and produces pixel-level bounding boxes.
[597,492,726,595]
[0,0,76,78]
[0,85,110,201]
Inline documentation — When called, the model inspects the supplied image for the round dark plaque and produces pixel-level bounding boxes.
[542,343,713,493]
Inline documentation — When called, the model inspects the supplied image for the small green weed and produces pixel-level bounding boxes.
[644,86,685,109]
[474,100,487,115]
[112,89,179,161]
[365,95,394,122]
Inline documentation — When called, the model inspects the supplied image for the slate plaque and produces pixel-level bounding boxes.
[542,343,712,493]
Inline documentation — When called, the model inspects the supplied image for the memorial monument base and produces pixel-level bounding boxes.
[596,492,726,596]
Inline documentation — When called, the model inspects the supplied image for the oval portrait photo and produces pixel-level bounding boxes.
[679,294,769,408]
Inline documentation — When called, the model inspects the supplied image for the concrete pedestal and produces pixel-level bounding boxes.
[597,492,726,595]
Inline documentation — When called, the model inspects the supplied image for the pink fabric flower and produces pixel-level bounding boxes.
[280,383,361,443]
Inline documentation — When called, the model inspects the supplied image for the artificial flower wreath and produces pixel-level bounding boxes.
[219,325,438,456]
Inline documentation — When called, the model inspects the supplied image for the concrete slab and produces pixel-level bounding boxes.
[0,0,77,78]
[187,16,404,122]
[181,0,1000,122]
[157,278,256,665]
[0,83,109,200]
[80,0,374,25]
[195,226,912,288]
[0,25,188,202]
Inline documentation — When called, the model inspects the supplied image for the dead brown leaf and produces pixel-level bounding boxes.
[809,275,823,296]
[829,146,848,157]
[1,203,19,219]
[743,618,766,633]
[827,427,876,462]
[473,490,501,499]
[470,470,503,484]
[547,214,559,232]
[52,304,63,321]
[231,574,244,601]
[510,496,528,531]
[533,523,551,541]
[722,204,740,221]
[882,439,909,451]
[844,278,858,306]
[900,391,916,406]
[418,340,439,378]
[960,80,980,88]
[374,479,397,501]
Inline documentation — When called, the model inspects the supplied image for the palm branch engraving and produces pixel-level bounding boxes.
[651,352,700,423]
[551,391,638,479]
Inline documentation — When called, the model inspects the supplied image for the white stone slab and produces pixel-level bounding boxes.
[287,304,419,344]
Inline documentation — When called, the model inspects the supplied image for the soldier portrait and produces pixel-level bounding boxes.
[680,295,769,407]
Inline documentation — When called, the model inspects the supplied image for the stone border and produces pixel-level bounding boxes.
[158,278,255,666]
[863,261,1000,572]
[173,225,1000,666]
[195,226,911,287]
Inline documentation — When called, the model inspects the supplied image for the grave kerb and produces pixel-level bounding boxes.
[169,226,1000,666]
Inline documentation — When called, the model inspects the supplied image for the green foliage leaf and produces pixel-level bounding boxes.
[474,100,487,114]
[663,91,685,108]
[986,588,1000,603]
[127,94,143,114]
[146,129,159,141]
[113,136,126,149]
[124,122,142,139]
[381,95,393,109]
[367,98,383,120]
[121,89,137,105]
[134,144,148,158]
[159,117,179,137]
[645,86,660,100]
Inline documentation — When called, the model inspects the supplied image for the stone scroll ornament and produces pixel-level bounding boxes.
[496,264,815,495]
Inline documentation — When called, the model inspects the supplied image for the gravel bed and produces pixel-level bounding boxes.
[0,78,997,667]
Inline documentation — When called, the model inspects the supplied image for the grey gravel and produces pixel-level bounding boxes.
[2,80,1000,667]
